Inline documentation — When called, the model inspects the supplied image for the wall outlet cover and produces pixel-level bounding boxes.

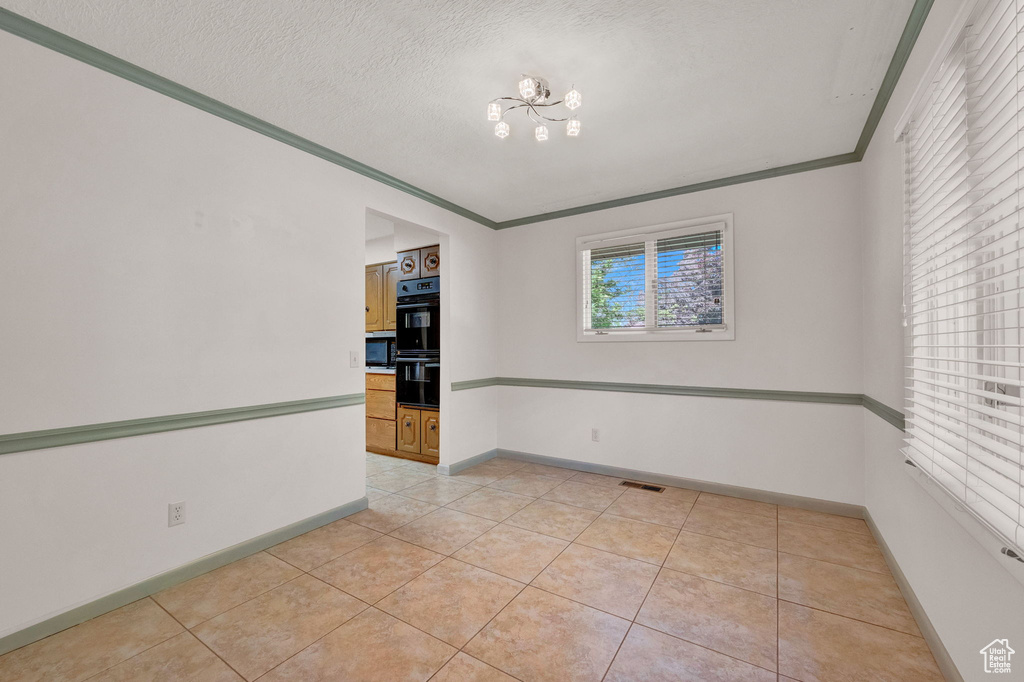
[168,501,186,527]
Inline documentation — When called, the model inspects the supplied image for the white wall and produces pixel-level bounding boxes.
[0,30,498,637]
[858,0,1024,676]
[494,163,866,503]
[365,234,395,265]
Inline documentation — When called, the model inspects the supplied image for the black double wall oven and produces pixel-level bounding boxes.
[395,276,440,408]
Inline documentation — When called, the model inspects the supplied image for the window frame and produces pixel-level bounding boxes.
[576,213,735,342]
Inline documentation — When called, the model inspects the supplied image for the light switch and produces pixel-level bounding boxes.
[349,351,361,368]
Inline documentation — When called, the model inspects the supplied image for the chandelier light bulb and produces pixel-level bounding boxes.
[518,77,538,99]
[495,121,510,138]
[487,102,501,121]
[564,89,582,110]
[535,125,549,141]
[566,119,581,137]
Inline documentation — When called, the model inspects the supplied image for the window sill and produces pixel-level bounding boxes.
[577,328,735,343]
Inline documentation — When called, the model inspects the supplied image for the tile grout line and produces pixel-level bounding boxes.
[628,494,782,677]
[600,621,635,682]
[600,500,691,681]
[775,549,895,580]
[249,547,383,680]
[358,533,536,682]
[150,597,250,682]
[299,529,468,668]
[775,598,928,640]
[217,569,363,676]
[250,601,376,680]
[774,547,890,577]
[778,516,873,536]
[74,598,191,682]
[627,618,782,678]
[598,491,780,679]
[677,524,777,553]
[446,492,615,680]
[158,552,308,632]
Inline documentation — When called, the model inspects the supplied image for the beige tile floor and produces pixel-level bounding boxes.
[0,453,945,682]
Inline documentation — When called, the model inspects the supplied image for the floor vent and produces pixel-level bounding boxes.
[620,481,665,493]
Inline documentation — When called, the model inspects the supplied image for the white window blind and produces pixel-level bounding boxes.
[902,0,1024,553]
[577,216,734,340]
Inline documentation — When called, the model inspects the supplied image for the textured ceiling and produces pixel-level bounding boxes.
[4,0,916,222]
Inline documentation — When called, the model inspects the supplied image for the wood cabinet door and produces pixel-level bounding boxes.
[420,410,439,458]
[366,418,396,453]
[420,245,440,277]
[383,262,400,330]
[366,389,396,420]
[365,265,383,331]
[396,407,421,454]
[397,249,420,280]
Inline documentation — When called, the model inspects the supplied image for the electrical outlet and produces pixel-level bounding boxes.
[349,350,361,368]
[168,501,186,527]
[591,428,600,442]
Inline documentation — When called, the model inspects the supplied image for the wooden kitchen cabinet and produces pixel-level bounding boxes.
[398,249,419,280]
[366,373,396,456]
[366,387,396,420]
[366,416,396,453]
[420,410,440,458]
[365,265,383,331]
[420,246,440,277]
[366,372,395,391]
[396,406,421,455]
[366,262,399,332]
[383,262,400,331]
[397,245,439,282]
[394,406,439,463]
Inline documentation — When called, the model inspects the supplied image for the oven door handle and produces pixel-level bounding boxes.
[396,358,440,368]
[396,302,439,310]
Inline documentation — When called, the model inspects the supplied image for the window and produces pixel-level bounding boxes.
[577,214,734,341]
[900,0,1024,553]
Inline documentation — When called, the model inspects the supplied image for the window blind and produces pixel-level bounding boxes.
[902,0,1024,552]
[588,242,647,329]
[580,222,729,335]
[656,231,724,328]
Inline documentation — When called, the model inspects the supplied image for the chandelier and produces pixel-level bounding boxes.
[487,75,582,141]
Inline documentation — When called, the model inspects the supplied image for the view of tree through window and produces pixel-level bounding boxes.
[588,230,724,329]
[657,231,724,327]
[589,244,645,328]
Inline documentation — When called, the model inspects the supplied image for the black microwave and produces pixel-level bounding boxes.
[365,336,396,367]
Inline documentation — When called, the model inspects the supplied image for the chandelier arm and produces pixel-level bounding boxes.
[528,102,568,123]
[527,99,565,108]
[491,97,566,109]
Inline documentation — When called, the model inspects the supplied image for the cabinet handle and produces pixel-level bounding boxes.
[405,421,412,427]
[429,424,437,431]
[365,306,370,312]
